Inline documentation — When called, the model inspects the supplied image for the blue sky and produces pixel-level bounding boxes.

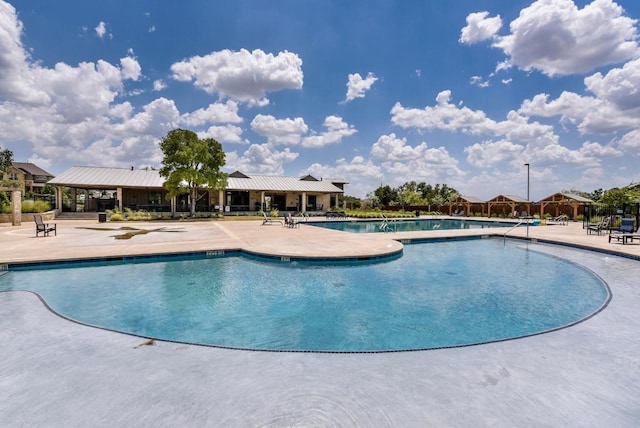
[1,0,639,200]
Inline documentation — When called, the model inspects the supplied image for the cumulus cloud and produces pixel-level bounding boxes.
[198,124,245,144]
[120,56,142,81]
[617,129,640,154]
[492,0,639,76]
[170,48,303,105]
[181,101,243,127]
[153,79,166,91]
[584,58,640,110]
[250,114,308,146]
[459,11,502,44]
[344,72,378,102]
[301,116,357,148]
[225,144,299,175]
[370,134,465,185]
[95,21,107,38]
[464,139,524,168]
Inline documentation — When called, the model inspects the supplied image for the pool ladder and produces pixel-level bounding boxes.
[503,220,524,245]
[380,214,397,233]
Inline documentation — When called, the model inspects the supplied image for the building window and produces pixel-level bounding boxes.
[9,173,18,180]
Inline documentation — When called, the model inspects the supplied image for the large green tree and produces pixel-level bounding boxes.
[0,146,13,175]
[159,129,227,216]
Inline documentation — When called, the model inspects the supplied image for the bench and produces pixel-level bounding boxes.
[34,215,57,237]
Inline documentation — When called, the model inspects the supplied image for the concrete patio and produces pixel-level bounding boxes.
[1,217,639,427]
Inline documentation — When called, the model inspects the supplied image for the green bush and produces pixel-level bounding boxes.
[21,200,51,213]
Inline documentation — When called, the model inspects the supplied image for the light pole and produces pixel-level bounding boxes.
[524,163,530,201]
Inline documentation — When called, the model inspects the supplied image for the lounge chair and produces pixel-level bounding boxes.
[34,215,57,237]
[609,220,640,244]
[587,216,610,235]
[261,212,283,226]
[284,212,299,228]
[547,214,568,225]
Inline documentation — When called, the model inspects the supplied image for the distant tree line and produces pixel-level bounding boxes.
[364,181,459,210]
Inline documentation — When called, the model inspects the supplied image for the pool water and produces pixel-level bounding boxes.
[309,218,521,233]
[0,239,609,352]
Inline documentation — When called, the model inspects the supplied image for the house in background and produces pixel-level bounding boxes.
[2,162,54,194]
[48,166,346,215]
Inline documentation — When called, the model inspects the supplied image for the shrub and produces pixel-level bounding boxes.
[21,200,51,213]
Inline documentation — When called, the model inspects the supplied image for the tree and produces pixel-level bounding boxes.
[159,129,227,216]
[0,146,13,175]
[599,187,631,207]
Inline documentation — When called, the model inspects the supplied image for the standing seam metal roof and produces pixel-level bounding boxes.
[48,166,344,193]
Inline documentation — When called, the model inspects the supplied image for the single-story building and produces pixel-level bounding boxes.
[47,166,346,215]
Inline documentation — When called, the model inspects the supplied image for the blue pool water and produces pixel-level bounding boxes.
[0,239,608,352]
[309,218,521,233]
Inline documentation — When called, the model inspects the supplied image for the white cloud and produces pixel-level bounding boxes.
[370,134,465,186]
[584,57,640,110]
[301,116,357,148]
[225,144,299,175]
[464,139,524,168]
[345,72,378,102]
[95,21,107,38]
[250,114,308,146]
[303,156,384,198]
[470,75,490,88]
[120,56,142,81]
[493,0,639,76]
[153,79,166,91]
[459,11,502,44]
[170,48,303,105]
[617,129,640,155]
[198,124,245,144]
[181,101,243,127]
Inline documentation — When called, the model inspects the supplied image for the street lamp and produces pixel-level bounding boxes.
[524,163,530,201]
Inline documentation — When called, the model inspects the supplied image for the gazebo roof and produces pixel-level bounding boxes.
[538,192,593,203]
[487,194,529,203]
[450,195,485,204]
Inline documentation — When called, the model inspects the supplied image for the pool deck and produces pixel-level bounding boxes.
[1,217,640,427]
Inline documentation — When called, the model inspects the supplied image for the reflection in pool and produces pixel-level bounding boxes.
[0,239,609,352]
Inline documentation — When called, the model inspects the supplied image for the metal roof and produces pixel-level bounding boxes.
[48,166,165,188]
[48,166,344,193]
[226,175,343,193]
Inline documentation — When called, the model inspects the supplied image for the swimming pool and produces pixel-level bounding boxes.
[309,218,523,233]
[0,238,609,352]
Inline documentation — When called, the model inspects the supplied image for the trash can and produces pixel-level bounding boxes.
[98,212,107,223]
[415,210,420,217]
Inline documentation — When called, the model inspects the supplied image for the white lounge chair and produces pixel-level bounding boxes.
[261,212,283,226]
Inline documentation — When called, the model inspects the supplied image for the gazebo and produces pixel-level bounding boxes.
[537,192,592,220]
[487,194,530,218]
[448,195,485,216]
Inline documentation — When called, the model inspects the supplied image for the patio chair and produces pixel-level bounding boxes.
[609,220,640,244]
[261,212,283,226]
[284,212,299,228]
[587,216,610,235]
[34,215,57,237]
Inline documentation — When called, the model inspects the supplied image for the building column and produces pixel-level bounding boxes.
[11,190,21,226]
[260,191,265,211]
[116,187,123,211]
[334,193,339,209]
[301,192,307,212]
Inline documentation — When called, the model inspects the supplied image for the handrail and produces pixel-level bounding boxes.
[503,220,524,245]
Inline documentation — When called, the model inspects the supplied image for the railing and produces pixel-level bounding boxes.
[379,214,397,233]
[503,220,524,245]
